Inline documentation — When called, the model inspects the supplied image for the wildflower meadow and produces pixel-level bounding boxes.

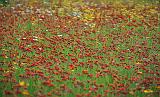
[0,0,160,97]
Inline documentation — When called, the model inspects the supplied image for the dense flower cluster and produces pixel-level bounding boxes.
[0,0,159,97]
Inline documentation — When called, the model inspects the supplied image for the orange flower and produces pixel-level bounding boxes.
[156,86,160,89]
[82,70,88,74]
[143,89,153,93]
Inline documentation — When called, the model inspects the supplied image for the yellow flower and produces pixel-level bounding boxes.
[19,81,25,86]
[84,13,94,21]
[136,62,141,65]
[4,56,8,58]
[4,70,10,73]
[89,23,96,28]
[143,89,153,93]
[13,62,17,65]
[156,86,160,89]
[22,90,29,95]
[58,8,65,16]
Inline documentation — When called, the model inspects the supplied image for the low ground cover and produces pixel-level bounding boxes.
[0,0,160,97]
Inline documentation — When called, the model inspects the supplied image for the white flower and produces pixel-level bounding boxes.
[57,35,63,37]
[33,38,38,41]
[39,48,42,50]
[22,38,27,40]
[33,36,38,39]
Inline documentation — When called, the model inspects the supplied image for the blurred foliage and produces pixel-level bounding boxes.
[0,0,9,6]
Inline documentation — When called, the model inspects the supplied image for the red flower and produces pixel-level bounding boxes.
[69,64,75,70]
[125,65,131,70]
[103,70,110,73]
[68,53,74,57]
[30,62,39,67]
[132,19,136,22]
[88,74,93,78]
[79,62,84,66]
[118,87,126,91]
[54,58,60,63]
[25,48,31,52]
[43,80,54,87]
[104,90,109,93]
[89,86,98,92]
[71,58,78,63]
[26,71,35,76]
[61,75,69,81]
[0,68,3,71]
[130,77,139,81]
[3,72,12,77]
[72,77,76,81]
[19,45,25,49]
[4,90,12,95]
[84,93,90,97]
[53,72,59,75]
[54,65,60,71]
